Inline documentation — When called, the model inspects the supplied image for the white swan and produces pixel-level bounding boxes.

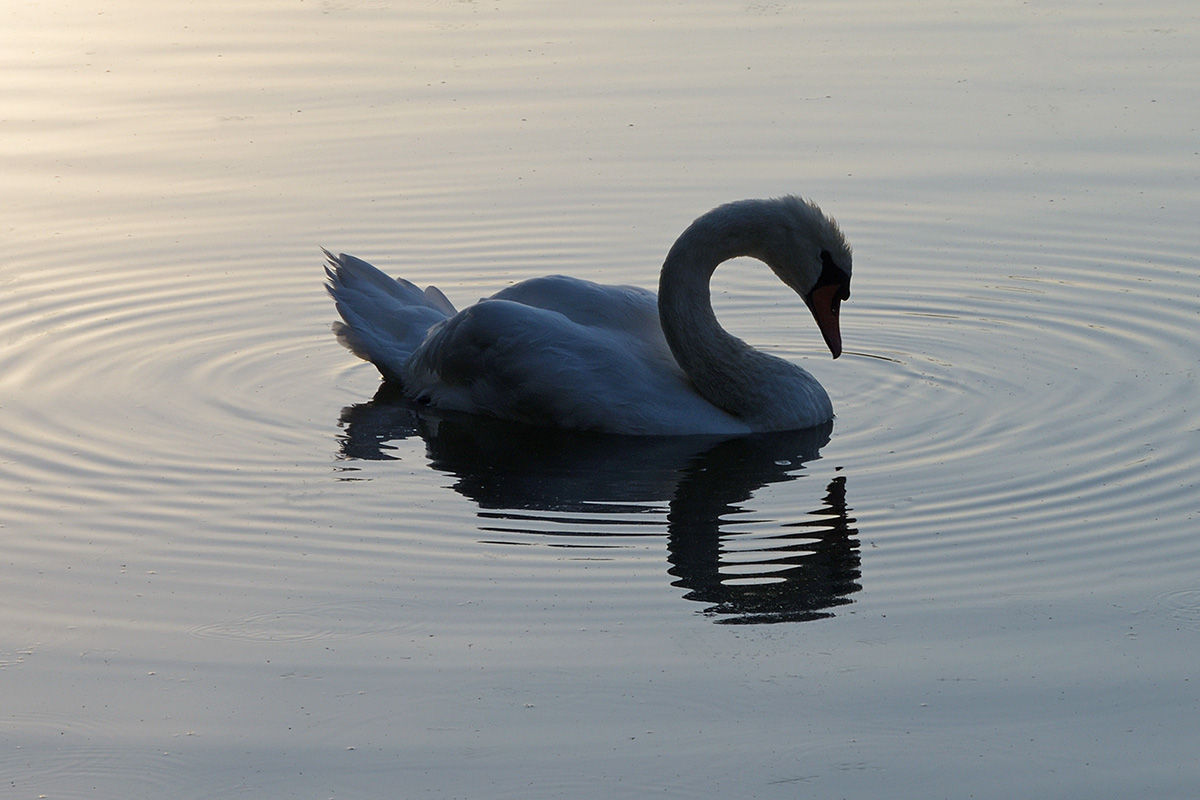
[325,196,852,435]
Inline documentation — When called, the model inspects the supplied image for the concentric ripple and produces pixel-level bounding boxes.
[3,197,1196,630]
[823,208,1200,606]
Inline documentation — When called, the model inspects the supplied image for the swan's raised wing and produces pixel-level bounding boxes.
[324,250,456,381]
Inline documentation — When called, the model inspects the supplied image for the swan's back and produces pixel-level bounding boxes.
[492,276,663,340]
[403,278,747,434]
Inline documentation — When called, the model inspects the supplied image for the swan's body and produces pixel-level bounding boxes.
[325,196,852,435]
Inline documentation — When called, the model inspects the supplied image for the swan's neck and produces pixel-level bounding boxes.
[657,205,793,421]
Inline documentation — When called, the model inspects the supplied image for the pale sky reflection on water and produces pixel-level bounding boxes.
[2,2,1200,798]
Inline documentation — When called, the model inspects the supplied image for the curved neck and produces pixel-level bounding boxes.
[657,204,779,418]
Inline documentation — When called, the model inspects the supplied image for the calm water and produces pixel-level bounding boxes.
[3,1,1199,797]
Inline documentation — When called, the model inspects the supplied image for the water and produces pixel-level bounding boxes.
[3,1,1199,797]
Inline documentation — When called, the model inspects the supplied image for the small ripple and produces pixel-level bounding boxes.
[1157,588,1200,632]
[188,598,439,642]
[0,716,189,800]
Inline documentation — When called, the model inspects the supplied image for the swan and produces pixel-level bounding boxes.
[324,196,852,435]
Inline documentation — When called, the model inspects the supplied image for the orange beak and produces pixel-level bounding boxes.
[806,283,843,359]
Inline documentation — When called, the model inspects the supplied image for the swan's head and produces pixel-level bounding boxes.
[664,196,853,358]
[757,196,853,359]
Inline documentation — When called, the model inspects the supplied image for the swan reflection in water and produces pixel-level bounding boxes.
[337,384,861,624]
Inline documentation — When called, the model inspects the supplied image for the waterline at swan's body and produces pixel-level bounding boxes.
[325,196,852,435]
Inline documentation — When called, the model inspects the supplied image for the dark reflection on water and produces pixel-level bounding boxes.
[670,472,858,624]
[337,385,861,623]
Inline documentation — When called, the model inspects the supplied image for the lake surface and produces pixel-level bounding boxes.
[3,1,1199,797]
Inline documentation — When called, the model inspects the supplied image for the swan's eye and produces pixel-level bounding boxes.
[818,251,851,300]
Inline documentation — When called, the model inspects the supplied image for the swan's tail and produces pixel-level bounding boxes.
[323,249,456,383]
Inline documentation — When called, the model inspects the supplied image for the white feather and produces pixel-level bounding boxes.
[323,197,852,435]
